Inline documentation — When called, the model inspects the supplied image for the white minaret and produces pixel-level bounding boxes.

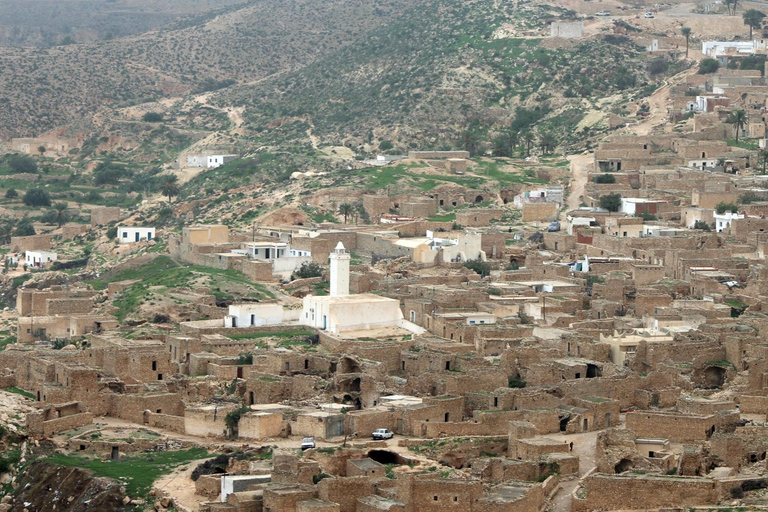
[329,242,350,297]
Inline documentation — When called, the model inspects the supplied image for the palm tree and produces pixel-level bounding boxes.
[743,9,765,39]
[523,133,535,156]
[338,203,353,224]
[727,110,747,142]
[726,0,738,16]
[758,148,768,173]
[538,132,557,155]
[53,202,69,227]
[492,132,517,157]
[681,27,691,57]
[0,220,13,245]
[161,175,180,205]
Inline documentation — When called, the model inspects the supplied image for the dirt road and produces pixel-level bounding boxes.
[565,153,594,214]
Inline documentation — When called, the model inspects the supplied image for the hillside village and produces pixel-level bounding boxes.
[9,0,768,512]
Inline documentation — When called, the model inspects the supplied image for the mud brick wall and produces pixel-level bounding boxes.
[90,207,120,226]
[625,411,717,442]
[11,234,52,253]
[42,412,93,436]
[317,476,373,512]
[455,209,505,227]
[522,202,558,222]
[578,473,717,511]
[147,412,185,433]
[45,298,94,315]
[109,393,183,423]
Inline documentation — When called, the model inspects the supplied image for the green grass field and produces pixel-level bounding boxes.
[46,448,210,497]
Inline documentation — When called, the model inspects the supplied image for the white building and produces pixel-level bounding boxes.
[224,303,300,328]
[245,242,289,261]
[301,243,424,335]
[701,41,754,63]
[714,211,744,232]
[620,198,664,216]
[186,154,237,169]
[513,187,564,208]
[117,226,155,244]
[25,250,57,268]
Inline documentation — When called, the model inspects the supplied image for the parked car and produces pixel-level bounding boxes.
[372,429,394,440]
[644,11,654,18]
[301,436,316,450]
[547,221,560,232]
[595,10,611,16]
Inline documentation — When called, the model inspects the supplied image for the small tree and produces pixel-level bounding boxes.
[8,154,37,173]
[599,193,622,212]
[37,146,46,156]
[161,175,180,204]
[758,148,768,173]
[379,140,394,152]
[13,219,35,236]
[292,262,323,280]
[23,188,51,207]
[4,189,18,199]
[693,220,712,231]
[461,130,482,157]
[53,202,69,227]
[594,174,616,184]
[743,9,765,39]
[464,259,491,277]
[698,58,720,74]
[727,109,747,142]
[142,112,164,122]
[338,203,353,224]
[681,27,692,57]
[523,132,535,156]
[492,132,517,157]
[538,131,557,155]
[716,202,739,214]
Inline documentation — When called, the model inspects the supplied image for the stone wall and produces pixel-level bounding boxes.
[521,202,558,222]
[90,207,121,227]
[10,234,52,253]
[576,473,717,511]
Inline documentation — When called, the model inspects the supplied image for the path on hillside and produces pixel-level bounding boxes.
[547,430,599,512]
[565,153,594,214]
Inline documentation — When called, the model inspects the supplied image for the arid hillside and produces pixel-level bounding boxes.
[0,0,425,138]
[0,0,249,47]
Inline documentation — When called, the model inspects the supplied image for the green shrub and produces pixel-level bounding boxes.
[8,154,37,173]
[599,193,622,212]
[292,262,323,280]
[715,202,738,214]
[508,376,527,388]
[23,188,51,207]
[594,174,616,184]
[464,259,491,277]
[698,58,720,74]
[142,112,164,122]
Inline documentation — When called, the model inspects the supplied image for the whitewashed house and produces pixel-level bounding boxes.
[117,226,156,244]
[25,250,57,268]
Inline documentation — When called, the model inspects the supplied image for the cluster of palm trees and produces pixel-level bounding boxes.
[489,130,558,158]
[337,201,366,224]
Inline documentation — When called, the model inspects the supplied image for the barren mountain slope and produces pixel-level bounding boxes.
[0,0,425,138]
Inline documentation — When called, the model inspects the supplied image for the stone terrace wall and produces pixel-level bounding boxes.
[577,473,717,511]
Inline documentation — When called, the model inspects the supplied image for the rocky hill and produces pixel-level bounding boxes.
[0,0,249,47]
[211,0,664,154]
[0,0,425,138]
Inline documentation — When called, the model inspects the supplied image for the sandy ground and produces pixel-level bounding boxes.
[565,153,594,214]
